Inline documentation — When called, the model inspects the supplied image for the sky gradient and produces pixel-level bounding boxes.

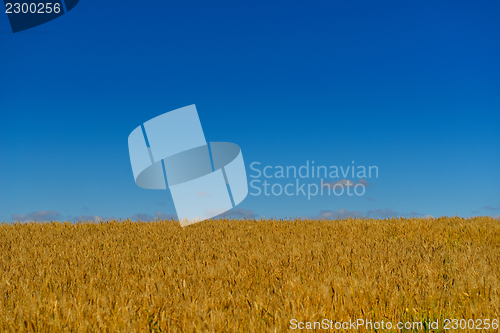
[1,0,499,222]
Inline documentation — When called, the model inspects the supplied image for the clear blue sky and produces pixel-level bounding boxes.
[1,0,499,222]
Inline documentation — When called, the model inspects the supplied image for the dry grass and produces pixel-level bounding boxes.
[0,216,499,332]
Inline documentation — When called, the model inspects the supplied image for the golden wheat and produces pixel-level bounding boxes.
[0,217,499,332]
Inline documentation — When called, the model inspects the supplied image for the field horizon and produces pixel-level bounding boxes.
[1,216,499,332]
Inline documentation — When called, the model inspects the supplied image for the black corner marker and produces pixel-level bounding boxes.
[3,0,79,33]
[64,0,78,12]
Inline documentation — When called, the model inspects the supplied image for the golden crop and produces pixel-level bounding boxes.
[0,216,499,332]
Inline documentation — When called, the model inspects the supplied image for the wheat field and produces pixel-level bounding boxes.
[0,216,499,332]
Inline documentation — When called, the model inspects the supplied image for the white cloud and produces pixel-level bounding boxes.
[132,212,177,221]
[205,208,228,217]
[314,208,428,220]
[229,208,258,219]
[483,205,500,211]
[366,209,427,218]
[365,208,398,218]
[316,209,364,219]
[12,210,62,222]
[71,215,115,222]
[408,211,426,217]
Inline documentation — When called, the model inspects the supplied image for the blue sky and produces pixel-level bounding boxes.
[1,0,499,222]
